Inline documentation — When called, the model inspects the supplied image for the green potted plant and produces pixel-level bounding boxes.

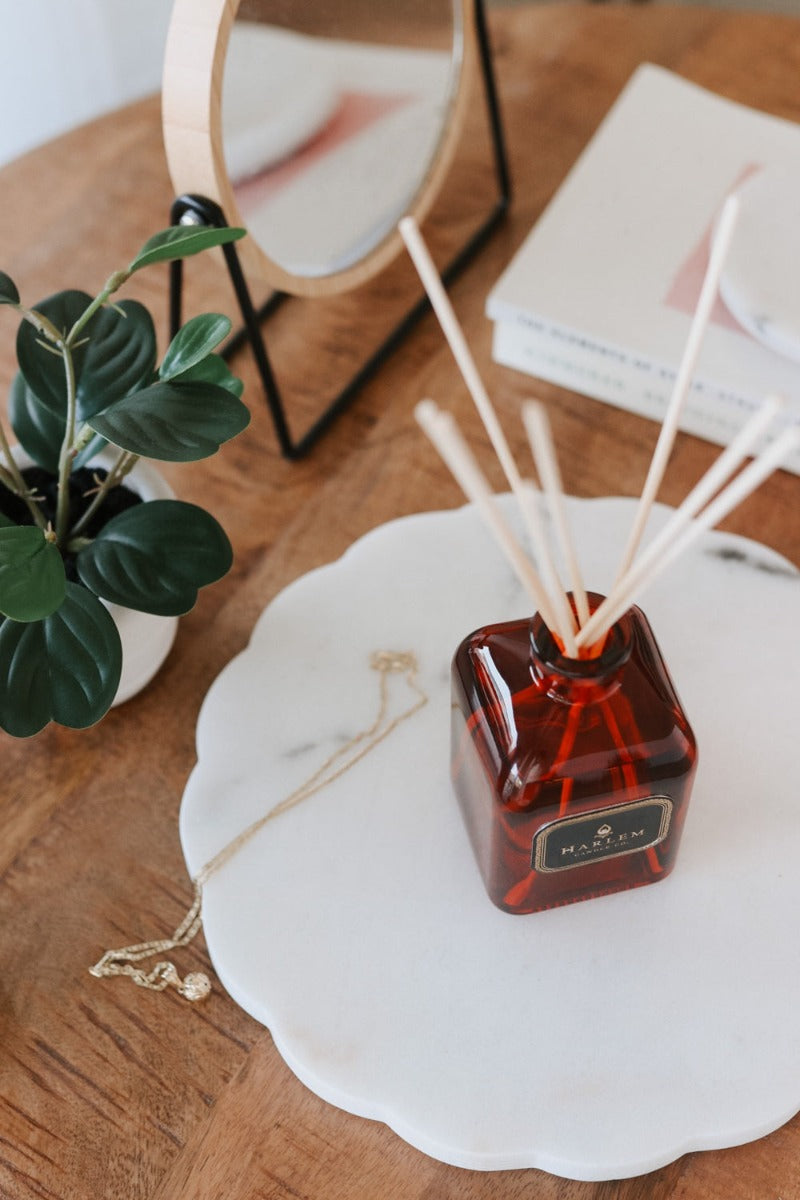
[0,224,251,737]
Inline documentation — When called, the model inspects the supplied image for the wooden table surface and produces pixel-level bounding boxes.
[1,5,799,1198]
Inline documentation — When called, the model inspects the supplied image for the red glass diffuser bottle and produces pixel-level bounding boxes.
[451,595,697,913]
[398,208,783,920]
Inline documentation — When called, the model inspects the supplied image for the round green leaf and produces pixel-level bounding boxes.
[76,300,157,419]
[0,582,121,736]
[87,380,250,462]
[171,352,244,398]
[0,271,19,305]
[160,313,232,382]
[76,499,232,615]
[128,226,246,273]
[0,525,66,621]
[8,370,65,472]
[17,294,156,420]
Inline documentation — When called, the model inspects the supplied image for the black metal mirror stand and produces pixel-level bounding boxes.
[168,0,511,459]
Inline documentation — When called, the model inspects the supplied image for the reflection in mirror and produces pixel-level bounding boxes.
[222,0,462,280]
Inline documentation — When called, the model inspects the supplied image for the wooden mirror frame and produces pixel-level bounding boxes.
[162,0,475,297]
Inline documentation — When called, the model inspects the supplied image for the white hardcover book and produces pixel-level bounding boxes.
[487,64,800,475]
[491,319,800,475]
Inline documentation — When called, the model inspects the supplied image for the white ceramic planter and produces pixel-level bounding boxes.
[10,444,178,707]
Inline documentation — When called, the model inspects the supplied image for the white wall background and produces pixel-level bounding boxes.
[0,0,172,167]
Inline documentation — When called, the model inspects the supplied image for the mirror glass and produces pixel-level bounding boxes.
[221,0,462,282]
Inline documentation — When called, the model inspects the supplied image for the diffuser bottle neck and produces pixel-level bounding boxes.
[530,596,633,703]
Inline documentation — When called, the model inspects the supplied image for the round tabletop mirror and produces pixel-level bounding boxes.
[162,0,472,297]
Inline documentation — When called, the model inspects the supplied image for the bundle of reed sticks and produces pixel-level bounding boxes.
[399,201,799,659]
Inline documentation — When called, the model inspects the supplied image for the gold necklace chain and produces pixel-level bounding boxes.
[89,651,428,1002]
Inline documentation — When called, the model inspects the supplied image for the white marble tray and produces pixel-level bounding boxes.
[180,496,800,1180]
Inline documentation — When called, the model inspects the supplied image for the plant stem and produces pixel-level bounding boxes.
[69,448,138,539]
[16,280,133,544]
[19,306,63,343]
[0,417,47,529]
[67,270,129,345]
[54,341,78,545]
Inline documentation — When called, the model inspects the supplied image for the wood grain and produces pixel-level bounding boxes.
[0,6,798,1198]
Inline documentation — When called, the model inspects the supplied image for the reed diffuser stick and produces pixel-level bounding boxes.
[613,193,740,583]
[515,480,581,649]
[522,400,590,627]
[402,205,792,665]
[400,219,520,489]
[415,400,577,650]
[399,219,560,579]
[577,421,800,647]
[576,394,786,647]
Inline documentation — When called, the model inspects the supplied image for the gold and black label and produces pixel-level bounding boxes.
[532,796,673,873]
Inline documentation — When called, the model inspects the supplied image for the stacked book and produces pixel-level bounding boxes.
[487,64,800,476]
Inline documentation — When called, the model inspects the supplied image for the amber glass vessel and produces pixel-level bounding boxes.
[451,596,698,913]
